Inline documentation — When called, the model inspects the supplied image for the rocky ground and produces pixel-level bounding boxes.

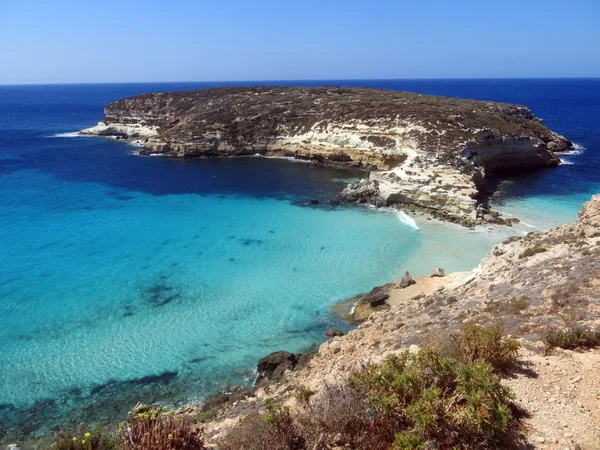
[81,86,574,225]
[190,194,600,449]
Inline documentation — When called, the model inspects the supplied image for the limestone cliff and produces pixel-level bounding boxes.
[81,87,573,224]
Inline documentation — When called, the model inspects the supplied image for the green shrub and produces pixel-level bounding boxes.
[519,245,547,259]
[452,324,520,371]
[219,327,523,449]
[544,327,600,350]
[196,410,215,423]
[120,404,204,450]
[293,385,314,406]
[54,426,117,450]
[348,348,517,449]
[393,430,425,450]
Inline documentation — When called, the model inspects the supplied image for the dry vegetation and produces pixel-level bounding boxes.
[103,86,564,155]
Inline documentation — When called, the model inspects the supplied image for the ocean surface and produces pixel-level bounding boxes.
[0,79,598,439]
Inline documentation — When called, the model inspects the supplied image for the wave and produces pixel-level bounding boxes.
[253,154,315,164]
[50,131,88,138]
[365,205,420,231]
[519,221,537,229]
[561,143,585,156]
[395,210,420,231]
[559,157,574,165]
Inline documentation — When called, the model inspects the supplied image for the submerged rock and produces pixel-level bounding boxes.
[325,329,344,338]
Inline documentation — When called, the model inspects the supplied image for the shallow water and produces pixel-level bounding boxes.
[0,79,598,438]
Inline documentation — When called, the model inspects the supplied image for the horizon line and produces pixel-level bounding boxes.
[1,76,600,87]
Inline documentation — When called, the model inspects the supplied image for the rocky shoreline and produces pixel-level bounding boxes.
[188,194,600,449]
[81,86,574,226]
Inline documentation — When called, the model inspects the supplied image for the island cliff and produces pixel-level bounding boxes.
[81,87,573,224]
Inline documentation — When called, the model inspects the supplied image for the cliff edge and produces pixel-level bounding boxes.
[82,87,573,224]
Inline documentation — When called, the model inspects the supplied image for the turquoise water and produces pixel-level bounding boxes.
[1,80,598,439]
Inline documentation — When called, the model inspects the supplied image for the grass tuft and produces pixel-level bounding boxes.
[544,327,600,350]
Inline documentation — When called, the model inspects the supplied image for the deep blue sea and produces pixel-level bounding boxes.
[0,79,598,439]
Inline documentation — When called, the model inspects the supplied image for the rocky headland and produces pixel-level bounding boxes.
[81,86,573,225]
[184,194,600,449]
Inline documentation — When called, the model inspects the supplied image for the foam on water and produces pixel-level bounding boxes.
[50,131,90,138]
[394,210,420,231]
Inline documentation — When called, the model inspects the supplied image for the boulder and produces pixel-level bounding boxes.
[431,267,445,277]
[325,329,344,338]
[339,179,380,204]
[399,271,416,288]
[360,285,391,306]
[309,199,320,205]
[256,350,298,384]
[363,291,389,306]
[271,359,296,380]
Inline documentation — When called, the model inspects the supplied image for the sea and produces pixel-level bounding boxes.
[0,79,598,440]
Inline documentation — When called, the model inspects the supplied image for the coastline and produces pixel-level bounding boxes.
[1,79,598,449]
[80,86,575,227]
[190,193,600,448]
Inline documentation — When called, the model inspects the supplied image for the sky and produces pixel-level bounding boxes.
[0,0,599,84]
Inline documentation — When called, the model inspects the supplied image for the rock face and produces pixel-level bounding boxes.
[256,350,298,384]
[82,86,573,224]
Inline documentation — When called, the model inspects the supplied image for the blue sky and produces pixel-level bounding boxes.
[1,0,599,84]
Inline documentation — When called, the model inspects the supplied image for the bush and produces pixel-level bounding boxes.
[54,426,117,450]
[219,346,521,449]
[446,324,520,371]
[544,327,600,350]
[519,245,547,259]
[120,404,204,450]
[293,385,314,406]
[218,399,304,450]
[348,349,517,449]
[297,383,391,450]
[484,294,528,315]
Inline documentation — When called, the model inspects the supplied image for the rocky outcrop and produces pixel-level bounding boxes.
[82,86,573,224]
[255,351,299,384]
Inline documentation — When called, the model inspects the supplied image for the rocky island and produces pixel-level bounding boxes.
[81,86,573,225]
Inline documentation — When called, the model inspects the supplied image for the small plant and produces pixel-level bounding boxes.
[54,426,117,450]
[519,245,547,259]
[443,324,520,371]
[293,385,314,406]
[219,399,303,450]
[263,398,289,424]
[196,410,215,423]
[544,327,600,350]
[485,294,528,315]
[120,404,204,450]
